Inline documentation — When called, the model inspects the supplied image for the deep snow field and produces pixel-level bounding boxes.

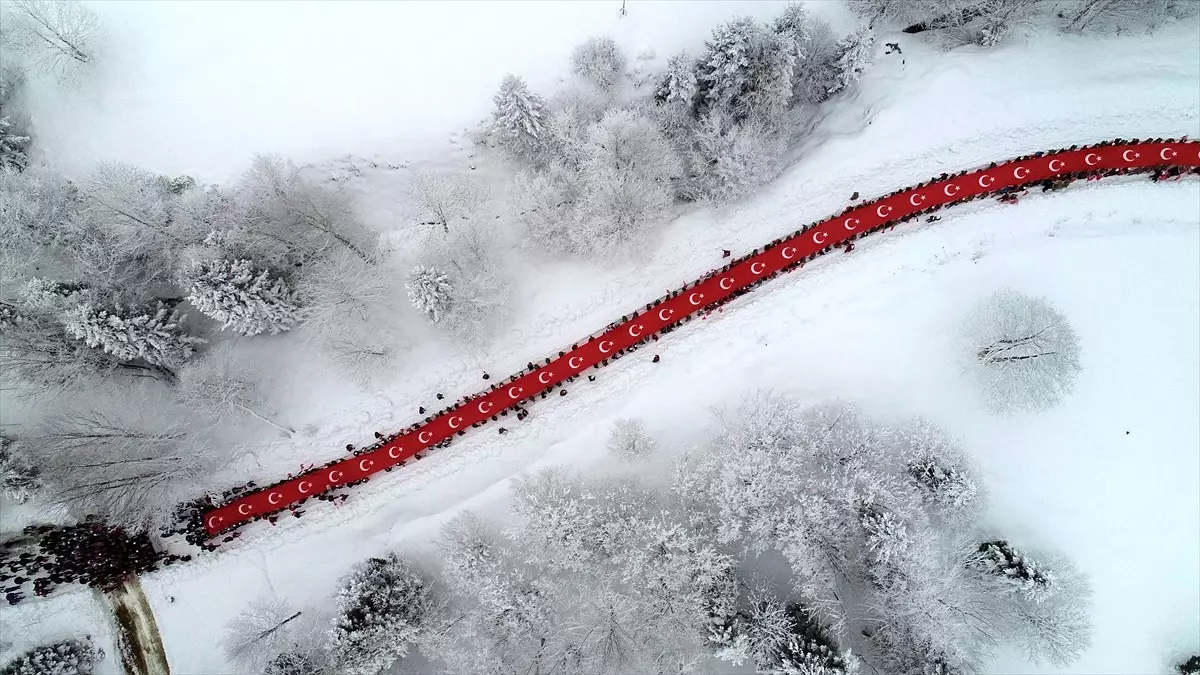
[1,2,1198,674]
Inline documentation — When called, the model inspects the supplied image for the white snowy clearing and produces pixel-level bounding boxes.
[1,2,1197,674]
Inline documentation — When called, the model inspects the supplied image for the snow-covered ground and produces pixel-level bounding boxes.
[2,3,1198,674]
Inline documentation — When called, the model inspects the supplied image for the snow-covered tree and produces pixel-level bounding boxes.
[576,109,680,253]
[791,18,841,105]
[1061,0,1187,33]
[970,540,1055,603]
[62,301,202,374]
[405,264,452,323]
[0,167,79,285]
[543,83,611,167]
[491,74,549,162]
[222,598,309,672]
[570,36,627,90]
[0,639,97,675]
[327,554,436,675]
[654,50,700,110]
[294,251,393,342]
[0,309,142,393]
[606,417,655,461]
[221,155,377,266]
[31,410,221,530]
[326,333,400,388]
[766,605,856,675]
[420,221,513,344]
[509,163,584,253]
[184,258,299,336]
[0,0,100,79]
[685,112,784,203]
[176,348,294,434]
[409,170,487,235]
[0,434,39,503]
[696,17,797,125]
[829,26,875,96]
[961,288,1082,414]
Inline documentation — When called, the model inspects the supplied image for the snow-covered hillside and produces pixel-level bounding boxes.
[1,2,1197,674]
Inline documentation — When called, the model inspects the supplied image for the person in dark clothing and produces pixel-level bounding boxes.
[850,191,860,200]
[482,372,490,380]
[374,431,384,439]
[560,390,568,396]
[346,444,354,452]
[436,393,444,400]
[498,428,508,434]
[722,249,731,258]
[588,375,596,382]
[652,355,660,363]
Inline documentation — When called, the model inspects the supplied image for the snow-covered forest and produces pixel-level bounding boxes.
[1,0,1198,673]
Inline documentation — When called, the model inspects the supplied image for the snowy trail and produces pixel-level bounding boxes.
[204,139,1200,535]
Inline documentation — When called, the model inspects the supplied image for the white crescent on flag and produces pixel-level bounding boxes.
[1084,153,1100,166]
[388,446,401,459]
[268,492,282,505]
[844,217,859,230]
[359,459,372,472]
[720,277,733,290]
[689,292,704,305]
[1048,159,1064,172]
[781,246,796,259]
[569,356,583,369]
[329,470,344,483]
[508,385,523,399]
[538,371,552,384]
[659,308,673,321]
[478,400,493,414]
[448,416,462,429]
[629,324,643,337]
[877,204,893,217]
[1160,147,1176,160]
[238,503,252,515]
[1014,166,1031,179]
[207,516,222,530]
[978,174,995,187]
[909,193,925,206]
[813,232,827,245]
[944,184,960,196]
[299,481,313,494]
[418,431,431,443]
[599,340,614,354]
[1122,149,1139,162]
[750,262,765,274]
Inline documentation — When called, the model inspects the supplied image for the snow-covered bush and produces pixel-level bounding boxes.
[829,26,875,96]
[961,288,1082,414]
[62,301,202,373]
[606,418,655,460]
[0,639,97,675]
[509,163,584,254]
[1061,0,1194,33]
[0,0,101,79]
[543,83,611,166]
[696,17,796,125]
[294,251,393,342]
[654,50,700,113]
[327,554,435,675]
[685,112,784,203]
[570,36,627,91]
[184,258,299,336]
[0,434,39,503]
[405,265,452,323]
[491,74,549,163]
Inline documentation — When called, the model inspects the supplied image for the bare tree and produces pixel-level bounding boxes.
[31,410,222,531]
[222,597,310,672]
[294,251,393,342]
[0,0,101,78]
[606,418,655,461]
[409,170,487,235]
[176,348,293,435]
[961,288,1082,414]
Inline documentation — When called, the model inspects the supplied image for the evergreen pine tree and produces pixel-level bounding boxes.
[0,116,30,172]
[491,74,549,161]
[62,302,203,371]
[906,457,978,513]
[184,258,299,336]
[405,265,453,323]
[972,540,1055,601]
[0,640,97,675]
[264,652,320,675]
[570,37,627,90]
[696,17,796,124]
[654,51,700,108]
[327,554,435,675]
[767,605,854,675]
[829,26,876,95]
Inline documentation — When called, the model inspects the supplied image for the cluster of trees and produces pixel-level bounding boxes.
[0,638,98,675]
[0,150,388,528]
[849,0,1197,47]
[227,397,1092,674]
[487,5,876,260]
[0,0,101,82]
